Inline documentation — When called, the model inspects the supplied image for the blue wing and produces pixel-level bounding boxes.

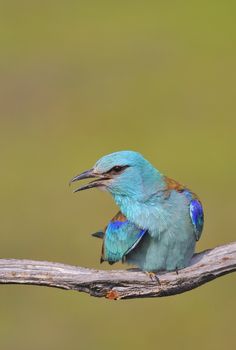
[190,199,204,241]
[101,212,147,264]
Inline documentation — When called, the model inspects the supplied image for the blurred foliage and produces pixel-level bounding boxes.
[0,1,235,349]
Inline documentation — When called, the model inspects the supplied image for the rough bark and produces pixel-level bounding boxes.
[0,242,235,300]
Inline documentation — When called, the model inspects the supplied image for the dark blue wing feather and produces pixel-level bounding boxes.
[103,219,146,263]
[190,199,204,241]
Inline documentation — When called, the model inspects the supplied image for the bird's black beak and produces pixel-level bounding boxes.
[69,169,110,192]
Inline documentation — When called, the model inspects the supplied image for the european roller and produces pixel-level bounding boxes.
[70,151,204,275]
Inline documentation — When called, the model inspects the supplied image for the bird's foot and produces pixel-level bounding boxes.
[145,272,161,286]
[175,267,179,275]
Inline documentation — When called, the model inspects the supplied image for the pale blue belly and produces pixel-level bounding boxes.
[126,226,196,272]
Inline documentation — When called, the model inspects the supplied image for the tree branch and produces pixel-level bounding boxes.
[0,242,235,300]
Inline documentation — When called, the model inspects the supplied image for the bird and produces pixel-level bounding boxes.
[69,151,204,274]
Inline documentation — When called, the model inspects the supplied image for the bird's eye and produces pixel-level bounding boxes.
[112,166,123,173]
[106,165,129,174]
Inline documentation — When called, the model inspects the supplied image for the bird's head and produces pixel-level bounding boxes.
[69,151,164,201]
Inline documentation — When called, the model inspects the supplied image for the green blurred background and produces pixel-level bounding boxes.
[0,1,235,349]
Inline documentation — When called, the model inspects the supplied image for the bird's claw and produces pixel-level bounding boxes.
[146,272,161,286]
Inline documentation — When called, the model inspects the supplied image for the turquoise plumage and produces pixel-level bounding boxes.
[100,212,146,264]
[70,151,204,272]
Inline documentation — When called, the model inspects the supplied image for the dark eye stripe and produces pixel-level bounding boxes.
[106,165,130,174]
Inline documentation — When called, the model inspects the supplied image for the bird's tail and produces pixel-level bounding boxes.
[91,231,104,239]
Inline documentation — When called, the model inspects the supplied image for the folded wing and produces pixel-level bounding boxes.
[190,199,204,241]
[99,212,146,264]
